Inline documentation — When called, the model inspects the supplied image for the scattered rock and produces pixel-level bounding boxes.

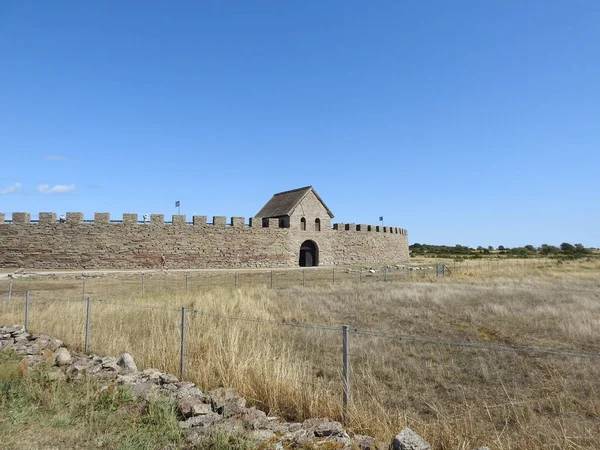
[209,387,246,417]
[117,353,137,374]
[306,418,344,437]
[54,347,72,366]
[101,357,120,372]
[160,372,179,384]
[178,396,212,418]
[141,368,162,383]
[3,324,484,450]
[240,407,269,429]
[250,429,275,442]
[116,374,139,385]
[179,412,220,429]
[354,434,376,449]
[47,368,67,381]
[131,382,158,401]
[391,427,431,450]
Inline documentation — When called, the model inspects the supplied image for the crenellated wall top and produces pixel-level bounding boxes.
[0,212,407,234]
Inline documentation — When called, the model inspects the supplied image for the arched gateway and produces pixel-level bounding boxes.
[299,240,318,267]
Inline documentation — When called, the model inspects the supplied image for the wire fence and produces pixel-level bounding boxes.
[0,266,450,304]
[2,285,599,440]
[0,258,568,304]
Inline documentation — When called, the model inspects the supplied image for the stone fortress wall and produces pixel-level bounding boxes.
[0,211,409,269]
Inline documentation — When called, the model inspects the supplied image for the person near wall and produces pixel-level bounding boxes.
[59,214,66,223]
[160,253,167,271]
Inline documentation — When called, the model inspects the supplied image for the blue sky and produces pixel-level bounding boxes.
[1,1,598,248]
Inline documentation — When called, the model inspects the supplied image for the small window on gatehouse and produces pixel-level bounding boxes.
[315,218,321,231]
[300,217,306,230]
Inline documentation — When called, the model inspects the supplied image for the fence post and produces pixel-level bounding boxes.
[436,263,445,277]
[84,297,92,354]
[342,325,350,416]
[141,274,145,294]
[302,269,305,287]
[185,273,189,291]
[8,279,12,302]
[24,291,30,331]
[235,272,238,289]
[359,269,362,283]
[82,275,86,301]
[270,270,273,289]
[180,307,187,379]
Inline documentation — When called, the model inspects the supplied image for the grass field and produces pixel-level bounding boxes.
[1,257,599,449]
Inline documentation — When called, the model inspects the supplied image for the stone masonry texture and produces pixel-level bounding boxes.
[0,192,409,269]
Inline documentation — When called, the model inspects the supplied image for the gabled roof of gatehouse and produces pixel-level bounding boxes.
[256,186,334,219]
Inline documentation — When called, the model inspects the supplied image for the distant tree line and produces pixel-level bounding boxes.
[409,243,595,259]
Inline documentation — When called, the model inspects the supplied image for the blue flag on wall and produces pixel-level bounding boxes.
[379,216,383,221]
[175,201,180,207]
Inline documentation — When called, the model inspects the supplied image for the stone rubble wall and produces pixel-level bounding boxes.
[0,213,409,269]
[1,323,489,450]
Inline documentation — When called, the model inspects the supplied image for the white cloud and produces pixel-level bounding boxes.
[44,155,70,162]
[36,184,76,194]
[0,182,21,194]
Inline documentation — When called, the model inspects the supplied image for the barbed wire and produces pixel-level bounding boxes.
[2,289,599,360]
[351,328,600,360]
[187,308,341,331]
[92,299,181,312]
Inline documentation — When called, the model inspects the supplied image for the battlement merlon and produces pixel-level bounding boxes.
[39,212,57,224]
[95,213,110,224]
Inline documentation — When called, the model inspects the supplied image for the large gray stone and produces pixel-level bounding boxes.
[101,357,120,372]
[353,434,376,449]
[240,407,268,430]
[6,325,25,335]
[391,428,431,450]
[209,387,246,417]
[310,419,344,437]
[131,382,158,401]
[178,396,212,418]
[281,429,313,446]
[250,429,275,442]
[176,386,204,399]
[179,412,221,429]
[47,368,67,381]
[117,353,138,374]
[141,368,162,383]
[54,347,72,366]
[159,372,179,384]
[13,332,30,342]
[116,374,139,385]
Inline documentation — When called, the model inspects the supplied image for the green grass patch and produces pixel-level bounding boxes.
[0,350,184,449]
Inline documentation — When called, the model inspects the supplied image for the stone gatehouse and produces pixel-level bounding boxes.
[0,186,409,269]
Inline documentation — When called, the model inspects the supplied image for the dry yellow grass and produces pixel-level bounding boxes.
[1,257,599,449]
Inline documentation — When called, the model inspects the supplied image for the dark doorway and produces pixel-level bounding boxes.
[299,240,318,267]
